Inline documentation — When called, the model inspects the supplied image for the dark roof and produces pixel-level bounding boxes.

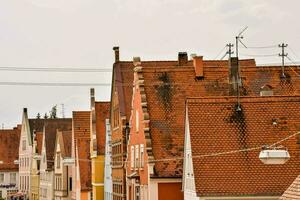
[29,119,45,138]
[43,119,72,169]
[139,60,300,178]
[35,131,43,155]
[57,130,72,158]
[95,102,110,155]
[0,127,21,171]
[186,96,300,197]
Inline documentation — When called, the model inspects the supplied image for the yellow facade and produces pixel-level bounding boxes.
[92,155,105,200]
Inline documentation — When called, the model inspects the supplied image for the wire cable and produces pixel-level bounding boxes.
[240,53,278,57]
[29,131,300,164]
[0,66,112,72]
[213,45,227,60]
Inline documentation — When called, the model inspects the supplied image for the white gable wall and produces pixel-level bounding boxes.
[183,107,198,200]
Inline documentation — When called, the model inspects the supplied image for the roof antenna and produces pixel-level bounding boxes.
[235,26,248,111]
[279,43,288,79]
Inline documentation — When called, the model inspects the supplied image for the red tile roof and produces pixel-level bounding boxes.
[43,119,72,169]
[280,175,300,199]
[139,60,300,178]
[57,130,72,158]
[0,127,21,171]
[35,131,43,155]
[95,102,110,155]
[186,96,300,197]
[72,111,91,191]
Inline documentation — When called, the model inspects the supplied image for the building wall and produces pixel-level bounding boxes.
[92,155,105,200]
[104,119,112,200]
[126,76,150,200]
[31,134,41,200]
[19,112,32,198]
[0,171,18,199]
[149,179,183,200]
[111,88,127,200]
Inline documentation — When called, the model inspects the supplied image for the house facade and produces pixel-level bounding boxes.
[30,131,43,200]
[110,47,134,200]
[90,88,110,200]
[183,96,300,199]
[54,130,72,200]
[19,108,44,199]
[104,119,113,200]
[0,126,20,199]
[39,119,72,200]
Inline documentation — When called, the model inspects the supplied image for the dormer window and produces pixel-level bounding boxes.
[260,85,274,96]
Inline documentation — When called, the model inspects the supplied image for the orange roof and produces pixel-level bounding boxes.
[186,96,300,197]
[95,102,110,155]
[56,130,72,158]
[35,131,43,155]
[73,111,91,191]
[0,127,21,171]
[280,175,300,199]
[139,60,300,178]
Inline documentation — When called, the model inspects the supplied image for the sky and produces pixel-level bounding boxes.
[1,0,300,128]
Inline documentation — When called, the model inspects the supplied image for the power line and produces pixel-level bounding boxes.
[213,45,227,60]
[240,53,278,57]
[39,131,300,164]
[0,82,111,87]
[241,45,277,49]
[0,66,113,72]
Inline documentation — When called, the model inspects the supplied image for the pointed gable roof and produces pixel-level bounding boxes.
[186,96,300,197]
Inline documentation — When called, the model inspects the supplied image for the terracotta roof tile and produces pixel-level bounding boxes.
[72,111,91,191]
[95,102,110,155]
[35,131,43,155]
[137,60,300,178]
[186,96,300,197]
[0,127,21,171]
[58,130,72,157]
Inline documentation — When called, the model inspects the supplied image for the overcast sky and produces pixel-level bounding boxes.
[1,0,300,128]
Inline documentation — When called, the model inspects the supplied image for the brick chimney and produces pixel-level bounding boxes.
[178,52,188,66]
[90,88,95,110]
[193,56,204,78]
[228,57,240,94]
[23,108,27,113]
[113,46,120,62]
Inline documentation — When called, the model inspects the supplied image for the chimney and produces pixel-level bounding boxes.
[178,52,188,66]
[23,108,27,113]
[90,88,95,110]
[113,46,120,62]
[193,56,204,78]
[133,57,141,67]
[228,57,240,94]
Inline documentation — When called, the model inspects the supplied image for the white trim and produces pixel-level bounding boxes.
[92,183,104,187]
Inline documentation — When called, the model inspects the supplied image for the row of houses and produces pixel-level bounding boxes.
[1,47,300,200]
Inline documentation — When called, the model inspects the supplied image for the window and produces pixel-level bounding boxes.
[140,144,144,168]
[22,140,26,150]
[69,177,72,191]
[56,153,61,168]
[136,110,139,132]
[0,174,4,183]
[135,145,139,168]
[131,146,134,169]
[113,107,120,128]
[135,186,140,200]
[10,173,16,184]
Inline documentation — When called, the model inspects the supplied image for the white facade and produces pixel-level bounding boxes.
[0,171,18,199]
[104,119,112,200]
[39,134,54,200]
[19,109,33,198]
[182,109,198,200]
